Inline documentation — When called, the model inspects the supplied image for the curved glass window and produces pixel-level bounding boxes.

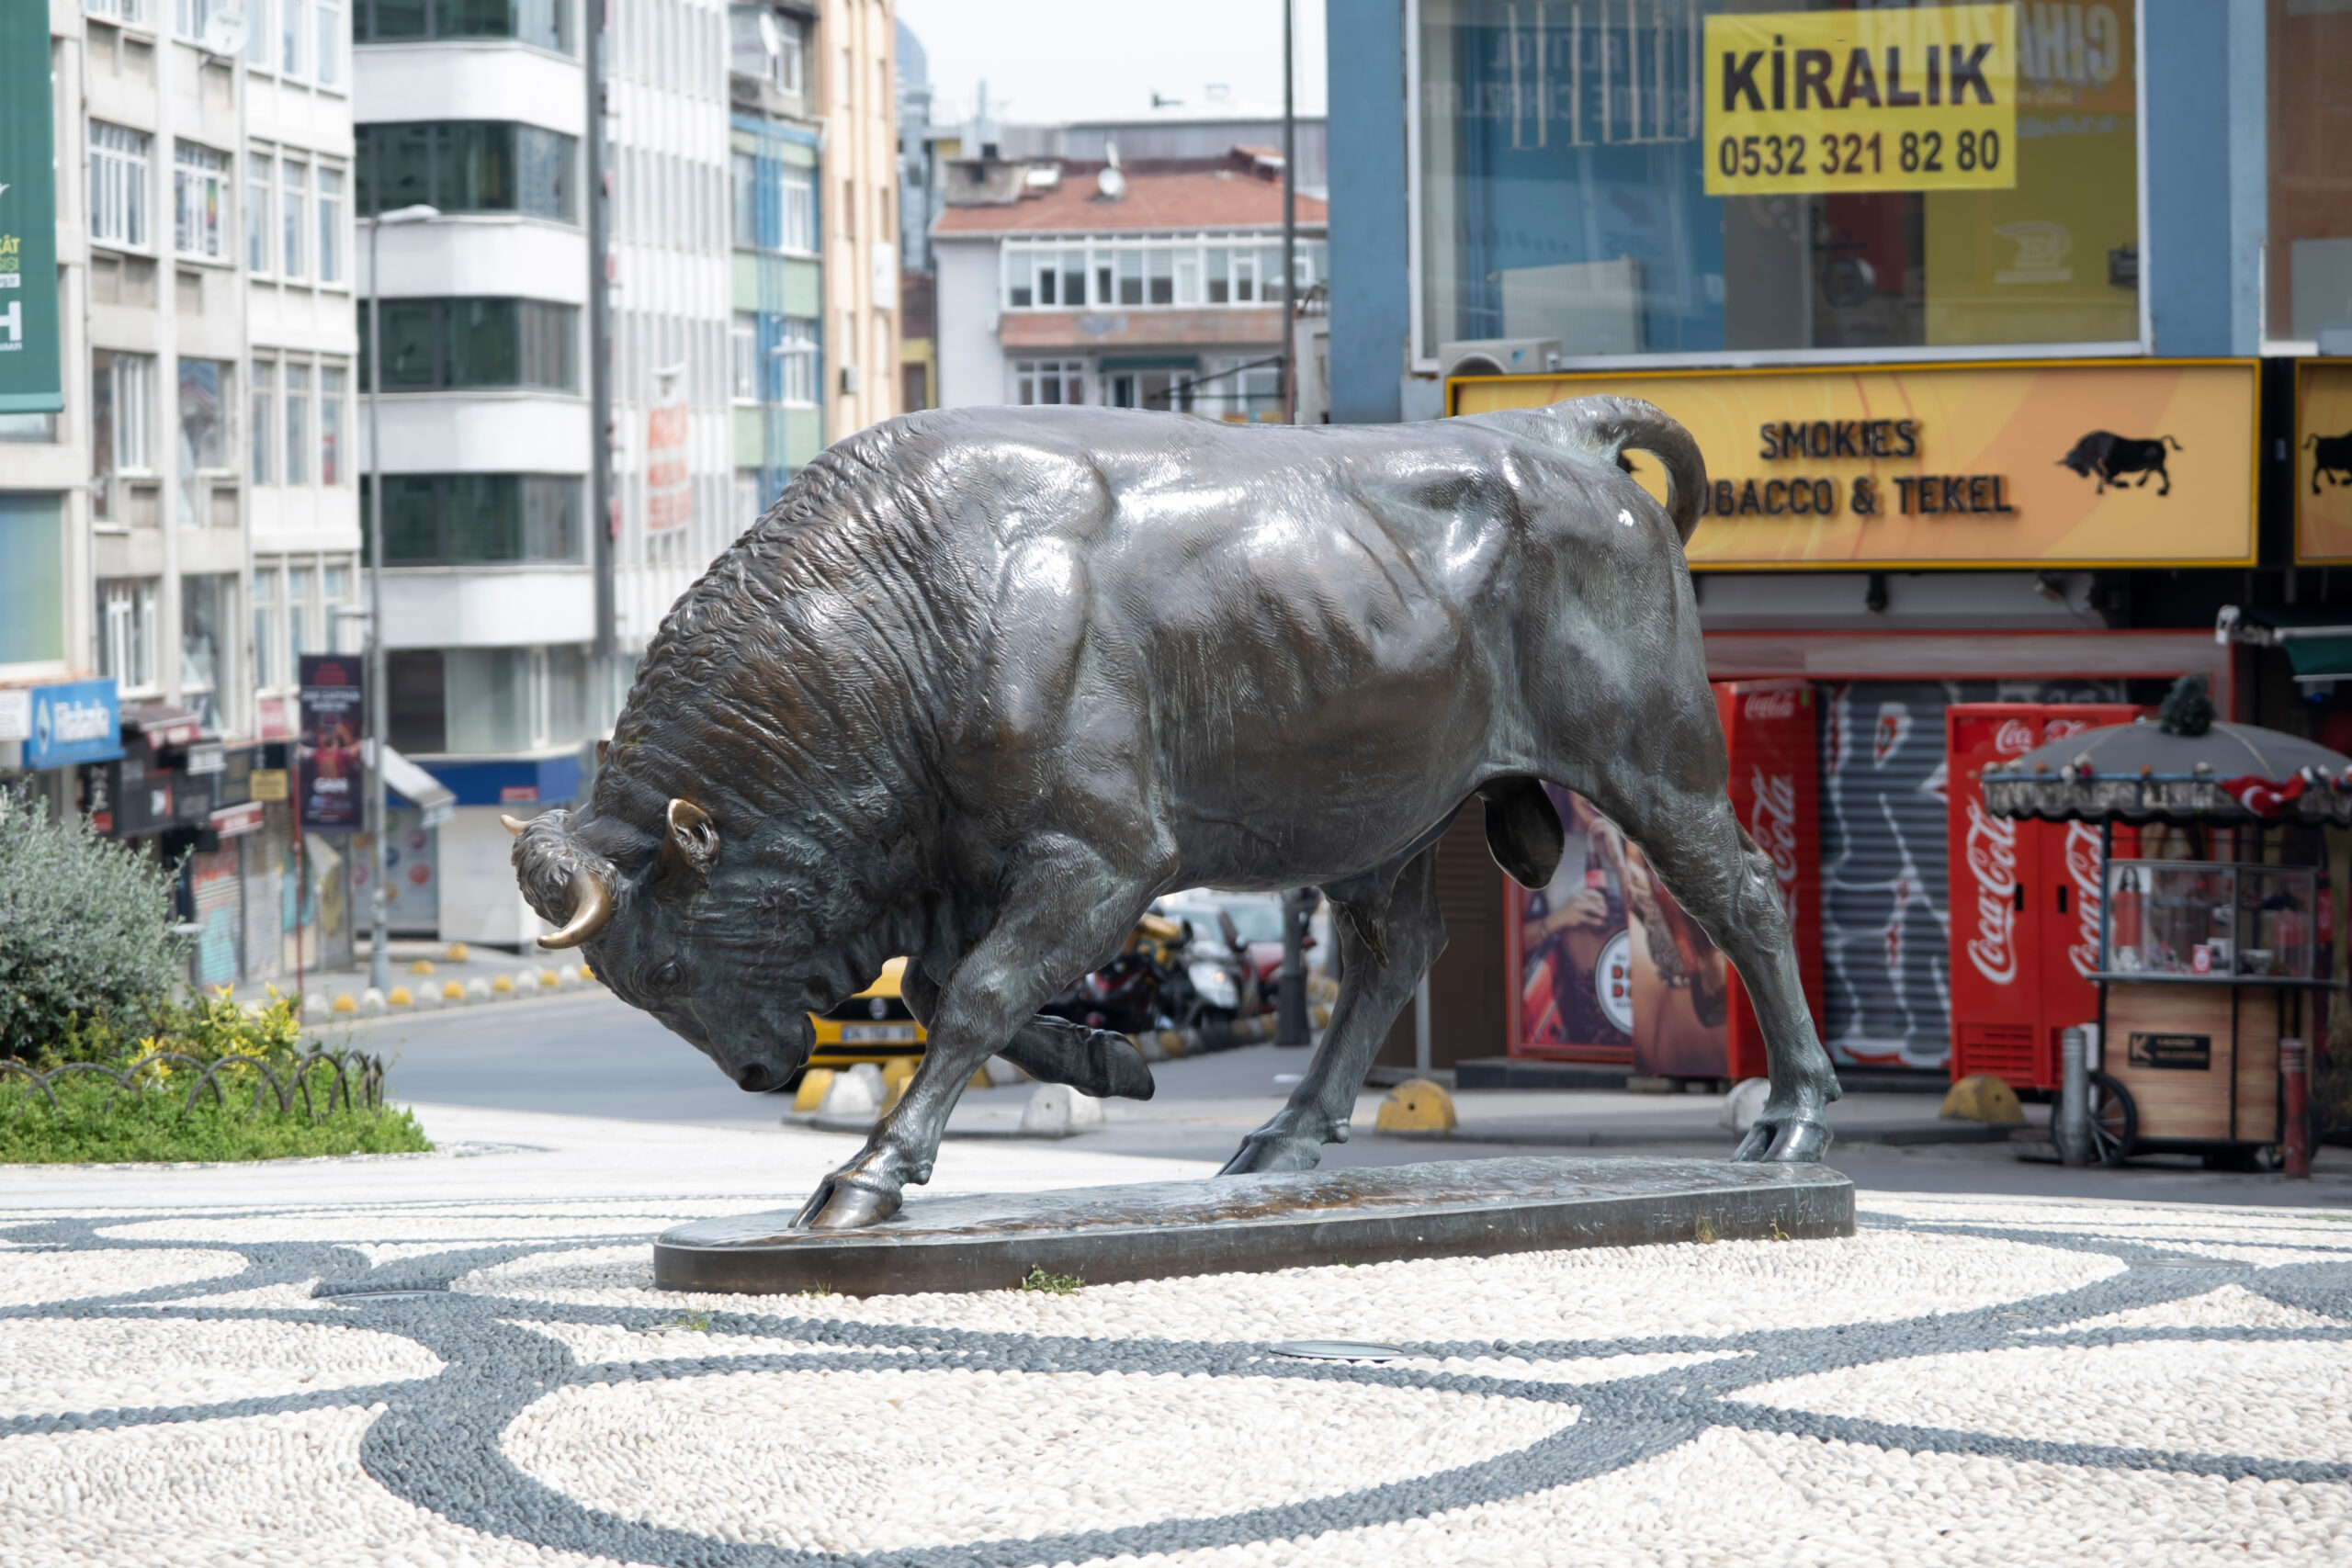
[362,473,582,564]
[1416,0,2141,361]
[356,0,574,52]
[356,122,577,222]
[358,299,579,391]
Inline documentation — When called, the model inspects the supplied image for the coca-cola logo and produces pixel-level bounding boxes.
[2043,716,2095,742]
[1747,767,1801,922]
[1745,690,1799,721]
[2064,821,2103,979]
[1962,798,2019,986]
[1994,718,2037,757]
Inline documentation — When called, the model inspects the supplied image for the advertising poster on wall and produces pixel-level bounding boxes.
[1512,784,1635,1061]
[298,655,365,830]
[646,399,693,533]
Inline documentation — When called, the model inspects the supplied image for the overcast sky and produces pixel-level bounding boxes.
[897,0,1329,128]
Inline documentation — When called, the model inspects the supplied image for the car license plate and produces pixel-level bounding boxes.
[841,1023,917,1043]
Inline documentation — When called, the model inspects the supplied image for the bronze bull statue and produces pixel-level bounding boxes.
[509,398,1840,1229]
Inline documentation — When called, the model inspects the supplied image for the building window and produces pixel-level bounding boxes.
[359,298,581,390]
[2271,0,2352,343]
[91,351,155,521]
[730,151,757,246]
[286,565,314,663]
[320,366,345,482]
[98,578,160,694]
[89,123,150,249]
[357,0,573,51]
[175,0,228,38]
[250,358,276,484]
[87,0,149,24]
[360,473,583,564]
[176,359,232,528]
[780,164,816,252]
[1013,359,1086,406]
[730,311,758,400]
[174,142,228,259]
[246,152,273,272]
[251,565,278,691]
[281,159,309,278]
[284,361,311,484]
[356,122,579,222]
[281,0,304,74]
[776,316,818,404]
[313,0,342,85]
[181,574,231,729]
[245,0,269,66]
[316,166,345,283]
[322,564,355,651]
[1414,0,2140,360]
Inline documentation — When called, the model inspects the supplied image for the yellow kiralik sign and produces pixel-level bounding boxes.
[1451,361,2256,571]
[1703,4,2018,197]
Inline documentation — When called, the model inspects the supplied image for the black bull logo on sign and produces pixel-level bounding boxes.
[2058,430,2183,495]
[508,400,1840,1228]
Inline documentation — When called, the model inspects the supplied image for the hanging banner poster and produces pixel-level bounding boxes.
[645,399,693,533]
[1451,359,2258,570]
[298,654,366,830]
[2297,362,2352,564]
[1703,4,2018,197]
[0,1,62,412]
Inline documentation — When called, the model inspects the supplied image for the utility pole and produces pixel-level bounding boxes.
[589,0,616,727]
[1280,0,1297,425]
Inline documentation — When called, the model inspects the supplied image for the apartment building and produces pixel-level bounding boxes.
[0,0,361,988]
[815,0,895,441]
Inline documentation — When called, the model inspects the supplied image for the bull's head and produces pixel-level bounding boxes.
[505,802,816,1092]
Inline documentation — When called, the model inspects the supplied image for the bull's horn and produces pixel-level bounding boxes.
[538,869,615,950]
[501,814,531,836]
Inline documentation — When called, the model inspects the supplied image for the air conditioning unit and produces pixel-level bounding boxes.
[839,364,863,395]
[1437,337,1562,380]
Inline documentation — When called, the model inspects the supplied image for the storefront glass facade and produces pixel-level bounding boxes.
[1415,0,2142,363]
[2267,0,2352,344]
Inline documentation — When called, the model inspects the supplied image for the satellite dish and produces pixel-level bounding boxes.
[756,10,782,60]
[202,6,246,57]
[1096,166,1127,200]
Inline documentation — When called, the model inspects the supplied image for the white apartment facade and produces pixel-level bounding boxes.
[816,0,895,442]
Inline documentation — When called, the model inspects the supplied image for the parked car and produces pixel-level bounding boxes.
[797,955,925,1086]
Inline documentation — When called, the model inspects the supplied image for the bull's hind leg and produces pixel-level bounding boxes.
[1218,845,1444,1175]
[901,964,1156,1101]
[1586,778,1841,1161]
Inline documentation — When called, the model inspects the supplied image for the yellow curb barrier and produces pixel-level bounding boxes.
[443,980,465,1001]
[491,975,514,994]
[792,1069,836,1112]
[410,959,435,976]
[332,993,357,1014]
[880,1057,917,1112]
[1941,1073,2025,1124]
[388,987,413,1008]
[445,942,470,962]
[1375,1077,1458,1133]
[539,968,560,987]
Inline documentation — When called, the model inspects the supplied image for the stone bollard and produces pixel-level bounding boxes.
[466,976,492,1004]
[2282,1038,2312,1179]
[302,992,331,1023]
[443,980,466,1006]
[359,987,387,1017]
[1719,1077,1771,1133]
[2057,1026,2091,1168]
[820,1064,884,1120]
[792,1068,837,1113]
[1020,1083,1104,1136]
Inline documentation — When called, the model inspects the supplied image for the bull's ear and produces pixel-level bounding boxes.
[664,798,721,879]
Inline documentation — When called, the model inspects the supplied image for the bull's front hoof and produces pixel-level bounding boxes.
[1732,1116,1833,1163]
[793,1176,902,1230]
[1216,1131,1326,1177]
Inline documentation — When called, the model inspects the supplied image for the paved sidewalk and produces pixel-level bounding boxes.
[4,1105,2349,1565]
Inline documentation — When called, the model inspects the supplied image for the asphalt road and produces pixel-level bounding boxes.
[349,989,2352,1209]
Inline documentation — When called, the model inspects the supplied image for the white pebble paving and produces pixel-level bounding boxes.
[1735,1339,2352,1462]
[460,1230,2121,1344]
[0,1247,246,1307]
[499,1317,902,1365]
[0,1316,445,1418]
[0,1408,638,1568]
[501,1365,1577,1553]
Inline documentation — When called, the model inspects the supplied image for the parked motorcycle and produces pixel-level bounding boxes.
[1039,912,1190,1034]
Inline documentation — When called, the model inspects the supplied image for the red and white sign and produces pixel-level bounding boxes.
[209,800,266,838]
[645,400,692,534]
[1714,680,1824,1083]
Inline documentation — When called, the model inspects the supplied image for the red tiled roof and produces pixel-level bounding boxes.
[934,165,1328,237]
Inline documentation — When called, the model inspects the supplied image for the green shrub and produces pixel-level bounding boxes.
[0,1069,431,1164]
[0,794,188,1062]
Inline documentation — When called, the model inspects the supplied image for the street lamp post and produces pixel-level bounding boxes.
[364,201,438,997]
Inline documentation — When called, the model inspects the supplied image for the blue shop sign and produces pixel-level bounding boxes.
[27,679,122,769]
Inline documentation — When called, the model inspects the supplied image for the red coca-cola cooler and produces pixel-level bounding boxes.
[1713,680,1826,1084]
[1946,703,2141,1092]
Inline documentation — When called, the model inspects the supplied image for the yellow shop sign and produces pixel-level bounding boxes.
[2296,362,2352,564]
[1451,360,2256,571]
[1703,4,2018,197]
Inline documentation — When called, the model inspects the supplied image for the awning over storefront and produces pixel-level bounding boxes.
[364,740,458,828]
[2216,604,2352,684]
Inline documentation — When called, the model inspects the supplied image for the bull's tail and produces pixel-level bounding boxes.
[2162,434,2184,450]
[1545,395,1711,545]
